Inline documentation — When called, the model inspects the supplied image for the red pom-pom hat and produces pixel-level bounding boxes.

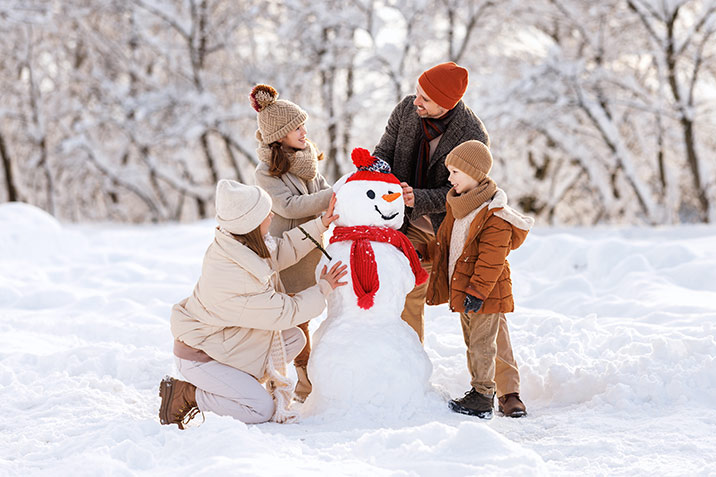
[346,148,400,185]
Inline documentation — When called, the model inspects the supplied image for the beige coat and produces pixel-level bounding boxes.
[170,217,330,379]
[255,162,332,293]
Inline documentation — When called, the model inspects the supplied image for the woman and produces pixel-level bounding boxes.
[251,84,333,402]
[158,180,346,428]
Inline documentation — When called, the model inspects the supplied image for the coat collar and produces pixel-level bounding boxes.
[446,189,509,245]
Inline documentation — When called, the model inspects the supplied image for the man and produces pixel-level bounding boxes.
[372,62,527,418]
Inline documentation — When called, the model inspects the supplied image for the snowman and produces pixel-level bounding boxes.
[303,148,433,419]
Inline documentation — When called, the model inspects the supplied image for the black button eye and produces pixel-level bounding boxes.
[387,190,394,194]
[367,190,375,199]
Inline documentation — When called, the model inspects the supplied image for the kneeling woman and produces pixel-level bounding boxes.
[159,180,346,428]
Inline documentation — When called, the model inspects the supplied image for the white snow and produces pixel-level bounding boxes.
[2,202,715,476]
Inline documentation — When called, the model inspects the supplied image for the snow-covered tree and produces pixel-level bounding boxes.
[479,0,716,224]
[1,0,714,225]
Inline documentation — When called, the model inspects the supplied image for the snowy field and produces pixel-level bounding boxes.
[1,202,715,476]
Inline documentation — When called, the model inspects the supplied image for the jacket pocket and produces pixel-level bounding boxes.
[461,255,478,263]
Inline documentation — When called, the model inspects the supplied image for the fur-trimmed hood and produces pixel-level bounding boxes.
[489,189,535,233]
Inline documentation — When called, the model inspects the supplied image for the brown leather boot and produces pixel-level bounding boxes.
[158,376,201,429]
[498,393,527,418]
[294,366,312,403]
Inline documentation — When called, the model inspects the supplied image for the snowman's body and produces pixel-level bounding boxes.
[303,150,433,418]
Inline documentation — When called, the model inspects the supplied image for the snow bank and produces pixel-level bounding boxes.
[2,203,715,476]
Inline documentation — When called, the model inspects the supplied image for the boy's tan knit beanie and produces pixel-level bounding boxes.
[249,84,307,145]
[445,140,493,181]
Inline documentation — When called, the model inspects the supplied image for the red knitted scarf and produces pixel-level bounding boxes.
[330,226,428,310]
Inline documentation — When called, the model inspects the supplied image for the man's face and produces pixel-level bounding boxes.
[413,83,449,119]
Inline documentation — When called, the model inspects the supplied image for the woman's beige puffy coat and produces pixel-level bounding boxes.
[170,217,329,379]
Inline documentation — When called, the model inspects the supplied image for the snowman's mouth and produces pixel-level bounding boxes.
[374,205,399,221]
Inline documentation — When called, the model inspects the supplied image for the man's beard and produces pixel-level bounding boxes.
[415,105,446,119]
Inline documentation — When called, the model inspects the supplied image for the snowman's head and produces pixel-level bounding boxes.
[333,148,404,229]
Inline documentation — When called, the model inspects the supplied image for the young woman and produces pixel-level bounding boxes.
[158,180,346,428]
[250,84,334,402]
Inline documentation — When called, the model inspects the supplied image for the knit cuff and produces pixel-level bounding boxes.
[314,214,331,234]
[318,279,333,296]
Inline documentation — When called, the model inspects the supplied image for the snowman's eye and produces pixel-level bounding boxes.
[366,190,375,199]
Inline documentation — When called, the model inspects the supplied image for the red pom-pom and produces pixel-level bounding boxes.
[351,147,375,168]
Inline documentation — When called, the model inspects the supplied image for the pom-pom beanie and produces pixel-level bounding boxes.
[250,84,308,145]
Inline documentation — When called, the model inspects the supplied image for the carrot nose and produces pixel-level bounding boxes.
[382,192,401,202]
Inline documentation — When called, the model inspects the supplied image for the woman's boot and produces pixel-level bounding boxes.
[158,376,200,429]
[294,366,312,402]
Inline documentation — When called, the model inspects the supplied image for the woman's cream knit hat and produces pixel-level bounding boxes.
[250,84,307,145]
[215,179,272,235]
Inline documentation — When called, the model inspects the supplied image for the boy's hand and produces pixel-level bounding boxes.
[464,294,483,313]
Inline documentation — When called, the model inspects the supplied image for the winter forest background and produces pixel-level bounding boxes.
[1,0,715,226]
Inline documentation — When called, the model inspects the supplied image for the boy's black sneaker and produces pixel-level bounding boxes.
[449,388,494,419]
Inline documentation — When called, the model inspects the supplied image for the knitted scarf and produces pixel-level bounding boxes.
[446,177,498,219]
[259,330,299,424]
[413,107,458,188]
[330,226,428,310]
[256,131,319,180]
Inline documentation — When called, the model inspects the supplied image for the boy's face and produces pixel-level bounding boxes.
[447,165,480,194]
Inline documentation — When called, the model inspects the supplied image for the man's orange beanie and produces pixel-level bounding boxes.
[418,62,468,110]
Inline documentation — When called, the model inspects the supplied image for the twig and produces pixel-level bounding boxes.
[298,225,332,260]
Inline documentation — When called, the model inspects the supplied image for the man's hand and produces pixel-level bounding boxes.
[463,294,483,313]
[400,182,414,207]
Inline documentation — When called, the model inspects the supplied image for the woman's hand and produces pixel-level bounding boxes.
[321,193,340,227]
[319,261,348,289]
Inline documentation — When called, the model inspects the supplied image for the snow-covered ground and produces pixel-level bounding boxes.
[1,202,715,476]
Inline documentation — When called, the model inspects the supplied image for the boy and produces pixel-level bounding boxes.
[426,140,534,419]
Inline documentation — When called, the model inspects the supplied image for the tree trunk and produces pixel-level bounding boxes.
[322,67,339,182]
[222,134,245,184]
[341,62,355,176]
[664,10,709,221]
[198,132,218,218]
[0,131,19,202]
[320,27,339,181]
[25,30,54,215]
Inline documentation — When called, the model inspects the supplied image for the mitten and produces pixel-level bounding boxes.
[463,294,483,313]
